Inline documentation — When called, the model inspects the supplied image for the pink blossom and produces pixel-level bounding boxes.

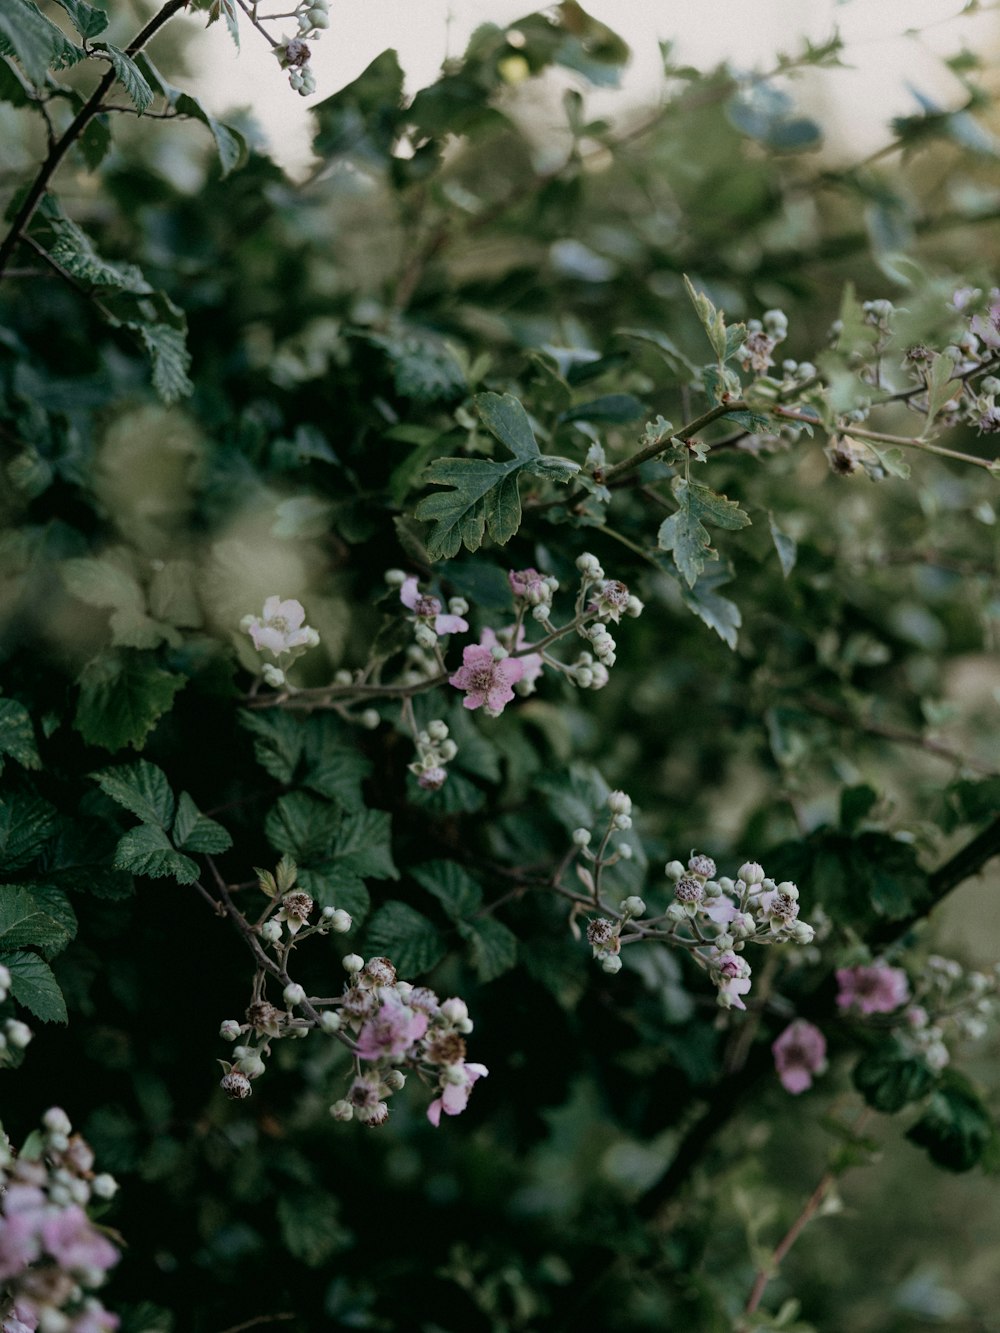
[69,1310,119,1333]
[449,644,524,716]
[712,949,751,1010]
[508,568,547,599]
[971,290,1000,349]
[355,996,429,1061]
[4,1305,39,1333]
[39,1207,119,1275]
[702,895,738,927]
[427,1062,489,1126]
[480,625,543,689]
[773,1019,827,1094]
[836,962,910,1015]
[399,578,468,636]
[246,596,316,656]
[0,1210,43,1281]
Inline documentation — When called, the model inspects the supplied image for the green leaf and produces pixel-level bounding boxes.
[276,1193,350,1267]
[0,794,58,872]
[853,1042,936,1114]
[840,784,879,832]
[23,886,77,957]
[1,949,66,1023]
[48,0,108,38]
[301,716,371,813]
[678,558,742,649]
[63,554,175,650]
[616,328,698,379]
[768,513,797,578]
[112,824,199,884]
[923,352,958,435]
[312,48,404,162]
[0,887,74,956]
[415,392,578,560]
[364,900,445,976]
[906,1077,995,1172]
[265,792,340,865]
[459,916,518,982]
[74,652,185,752]
[657,476,751,587]
[136,323,193,404]
[559,394,647,425]
[411,861,483,919]
[78,114,112,170]
[0,0,77,84]
[91,760,176,828]
[140,58,248,177]
[0,56,30,106]
[172,792,232,854]
[240,709,303,785]
[683,275,727,362]
[95,43,153,114]
[0,697,41,773]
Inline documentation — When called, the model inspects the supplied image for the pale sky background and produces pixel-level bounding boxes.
[186,0,999,175]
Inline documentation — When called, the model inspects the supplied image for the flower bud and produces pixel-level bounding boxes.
[625,595,644,618]
[342,953,364,973]
[427,719,449,742]
[383,1069,406,1091]
[791,921,815,945]
[219,1019,242,1042]
[738,862,765,885]
[665,860,685,880]
[612,813,632,831]
[441,997,469,1025]
[414,623,437,650]
[360,708,380,730]
[385,569,407,586]
[448,597,469,616]
[262,664,286,688]
[665,902,688,923]
[92,1173,118,1199]
[620,896,646,917]
[601,954,623,974]
[607,790,632,816]
[330,909,353,932]
[261,920,282,944]
[283,982,306,1007]
[238,1052,266,1078]
[330,1099,354,1121]
[572,827,592,846]
[5,1020,31,1049]
[43,1108,72,1137]
[319,1010,342,1033]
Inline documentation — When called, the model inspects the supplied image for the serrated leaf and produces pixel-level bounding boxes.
[0,0,77,84]
[113,825,199,884]
[683,275,727,362]
[91,759,175,828]
[364,900,445,976]
[48,0,108,38]
[96,42,153,114]
[23,886,77,957]
[136,323,193,403]
[858,440,910,480]
[172,792,232,853]
[768,513,797,578]
[0,697,40,773]
[460,916,518,982]
[62,554,173,650]
[411,860,483,919]
[415,392,577,559]
[239,709,302,785]
[657,477,751,587]
[0,887,74,956]
[141,57,248,177]
[924,352,958,434]
[677,557,742,649]
[297,867,370,922]
[74,653,185,753]
[1,950,66,1023]
[78,114,112,170]
[301,715,371,813]
[148,560,202,628]
[0,793,58,872]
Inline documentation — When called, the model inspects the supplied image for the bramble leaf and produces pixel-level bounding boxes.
[364,900,445,976]
[657,476,751,586]
[91,760,175,828]
[75,653,185,753]
[1,950,66,1023]
[0,698,41,773]
[112,825,199,884]
[172,792,232,854]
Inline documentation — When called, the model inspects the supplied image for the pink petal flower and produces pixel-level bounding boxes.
[772,1019,827,1095]
[449,645,524,716]
[434,613,469,636]
[355,997,429,1061]
[835,963,910,1016]
[39,1207,119,1275]
[399,577,420,611]
[427,1062,489,1126]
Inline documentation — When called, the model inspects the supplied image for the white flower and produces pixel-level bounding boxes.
[245,596,318,657]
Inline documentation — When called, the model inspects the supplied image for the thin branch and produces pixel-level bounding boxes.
[0,0,188,281]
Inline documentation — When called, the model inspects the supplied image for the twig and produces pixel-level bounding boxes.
[0,0,188,280]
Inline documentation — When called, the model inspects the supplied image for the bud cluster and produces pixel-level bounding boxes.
[269,0,333,96]
[0,1109,120,1333]
[408,718,458,791]
[391,572,469,651]
[738,308,788,375]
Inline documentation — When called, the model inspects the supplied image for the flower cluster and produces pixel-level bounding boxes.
[0,1109,120,1333]
[269,0,332,95]
[663,856,815,1010]
[738,308,788,375]
[329,957,487,1128]
[408,718,458,791]
[241,595,319,688]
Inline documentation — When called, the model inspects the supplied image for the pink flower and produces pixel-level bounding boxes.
[427,1062,489,1127]
[355,996,429,1061]
[69,1309,119,1333]
[400,578,468,636]
[245,596,317,656]
[773,1019,827,1094]
[508,568,545,599]
[971,290,1000,349]
[449,644,524,716]
[0,1210,43,1281]
[480,625,543,690]
[836,963,910,1015]
[39,1207,119,1275]
[4,1305,39,1333]
[712,949,751,1010]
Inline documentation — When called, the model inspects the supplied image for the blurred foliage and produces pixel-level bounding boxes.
[2,1,1000,1329]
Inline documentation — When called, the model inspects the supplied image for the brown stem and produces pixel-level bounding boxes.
[742,1172,835,1317]
[0,0,188,280]
[602,400,750,485]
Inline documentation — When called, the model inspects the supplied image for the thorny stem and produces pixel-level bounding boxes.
[0,0,189,281]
